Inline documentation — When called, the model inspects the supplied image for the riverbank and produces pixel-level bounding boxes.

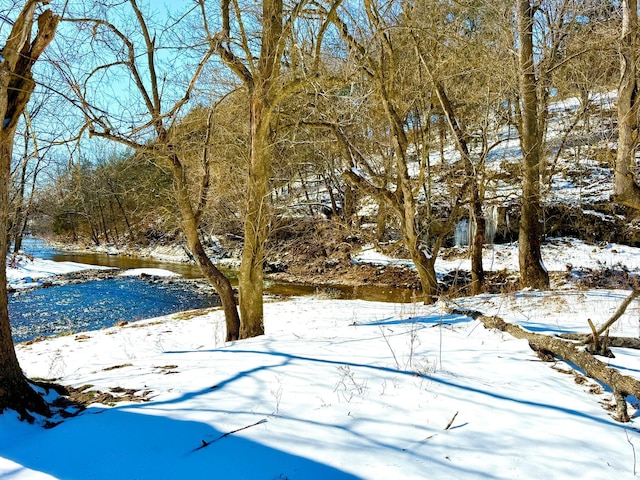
[43,236,425,294]
[41,234,640,297]
[3,291,639,479]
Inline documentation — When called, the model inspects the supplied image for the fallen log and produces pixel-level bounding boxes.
[558,334,640,350]
[478,314,640,422]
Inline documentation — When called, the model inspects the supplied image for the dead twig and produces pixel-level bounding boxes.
[444,411,459,430]
[594,290,640,338]
[192,418,267,452]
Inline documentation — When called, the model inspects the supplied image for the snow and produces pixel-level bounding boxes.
[2,291,639,479]
[354,238,640,278]
[353,244,416,268]
[3,247,640,478]
[6,255,113,289]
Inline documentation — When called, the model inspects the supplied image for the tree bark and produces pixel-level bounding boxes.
[238,92,270,338]
[169,153,240,341]
[516,0,550,289]
[559,334,640,350]
[0,1,58,420]
[478,313,639,422]
[614,0,640,210]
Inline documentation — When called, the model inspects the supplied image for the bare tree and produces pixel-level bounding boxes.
[407,1,513,295]
[213,0,341,336]
[515,0,549,290]
[55,0,240,340]
[0,0,58,419]
[512,0,597,288]
[329,1,461,303]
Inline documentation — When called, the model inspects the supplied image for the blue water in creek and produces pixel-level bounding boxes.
[10,239,219,343]
[10,238,416,342]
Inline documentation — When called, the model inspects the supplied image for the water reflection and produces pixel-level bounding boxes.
[20,238,205,278]
[20,238,416,301]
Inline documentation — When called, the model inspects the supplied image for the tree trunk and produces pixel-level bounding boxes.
[12,155,28,253]
[0,132,50,420]
[343,183,356,226]
[470,203,486,295]
[410,244,438,303]
[238,92,269,339]
[216,0,282,339]
[614,0,640,210]
[478,313,640,422]
[0,1,58,420]
[108,180,132,234]
[516,0,549,289]
[376,200,387,242]
[169,154,240,341]
[431,80,485,294]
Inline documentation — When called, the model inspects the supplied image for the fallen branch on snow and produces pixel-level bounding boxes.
[192,418,268,452]
[558,334,640,350]
[476,313,640,422]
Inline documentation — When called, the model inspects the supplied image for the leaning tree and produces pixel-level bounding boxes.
[0,0,58,420]
[55,0,241,340]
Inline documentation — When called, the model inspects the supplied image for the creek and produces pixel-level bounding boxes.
[11,239,415,343]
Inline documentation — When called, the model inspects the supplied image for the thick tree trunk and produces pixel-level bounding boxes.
[217,0,282,339]
[470,204,485,295]
[238,93,269,339]
[0,133,50,420]
[0,1,58,420]
[410,244,438,303]
[169,154,240,341]
[516,0,549,289]
[614,0,640,210]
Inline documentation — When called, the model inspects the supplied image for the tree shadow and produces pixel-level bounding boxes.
[363,313,471,327]
[171,346,625,431]
[1,404,362,480]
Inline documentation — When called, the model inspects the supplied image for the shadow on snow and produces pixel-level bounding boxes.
[363,313,471,327]
[2,404,361,480]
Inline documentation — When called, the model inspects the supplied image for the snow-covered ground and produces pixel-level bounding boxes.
[355,237,640,278]
[6,255,114,289]
[1,247,640,479]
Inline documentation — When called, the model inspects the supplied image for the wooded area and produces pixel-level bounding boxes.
[2,0,640,419]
